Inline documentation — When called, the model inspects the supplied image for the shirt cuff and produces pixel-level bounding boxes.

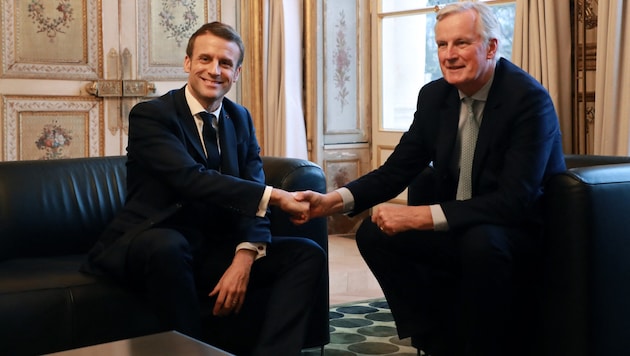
[335,187,355,213]
[257,186,273,217]
[430,204,449,231]
[236,242,267,260]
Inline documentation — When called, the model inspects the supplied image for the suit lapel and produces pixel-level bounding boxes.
[219,110,239,176]
[474,100,499,173]
[436,92,461,169]
[473,61,505,180]
[174,88,207,162]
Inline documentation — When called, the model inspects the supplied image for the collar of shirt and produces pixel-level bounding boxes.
[184,85,222,120]
[185,85,223,157]
[456,63,496,129]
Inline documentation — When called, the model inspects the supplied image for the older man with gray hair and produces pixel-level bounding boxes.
[297,2,565,355]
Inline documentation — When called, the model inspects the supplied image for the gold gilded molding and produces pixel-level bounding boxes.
[304,0,318,161]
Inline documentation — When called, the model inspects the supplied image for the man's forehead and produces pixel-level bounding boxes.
[435,32,480,42]
[435,17,480,40]
[192,35,240,56]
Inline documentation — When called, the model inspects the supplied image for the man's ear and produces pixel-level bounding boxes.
[233,65,242,83]
[486,38,498,59]
[183,56,191,73]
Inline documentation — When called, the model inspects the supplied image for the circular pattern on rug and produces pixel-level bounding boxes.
[319,350,356,356]
[330,311,344,319]
[330,332,367,344]
[348,341,400,354]
[369,300,390,309]
[357,325,398,338]
[310,298,418,355]
[330,317,373,328]
[389,335,414,347]
[336,305,379,315]
[366,311,395,322]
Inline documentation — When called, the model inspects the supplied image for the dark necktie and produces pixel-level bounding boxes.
[199,112,220,170]
[456,97,478,200]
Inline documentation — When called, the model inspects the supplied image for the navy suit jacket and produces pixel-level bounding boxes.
[346,58,566,231]
[84,86,270,277]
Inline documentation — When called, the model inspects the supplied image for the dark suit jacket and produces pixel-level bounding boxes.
[346,58,566,231]
[84,86,270,278]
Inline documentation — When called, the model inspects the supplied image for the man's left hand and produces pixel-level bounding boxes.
[371,204,434,236]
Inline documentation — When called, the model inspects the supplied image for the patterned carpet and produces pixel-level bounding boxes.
[302,298,420,356]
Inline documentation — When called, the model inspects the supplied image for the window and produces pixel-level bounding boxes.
[378,0,516,131]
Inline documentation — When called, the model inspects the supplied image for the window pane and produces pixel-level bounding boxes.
[381,0,457,13]
[491,3,516,60]
[381,13,439,130]
[380,1,515,131]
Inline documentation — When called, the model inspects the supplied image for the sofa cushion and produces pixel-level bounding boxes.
[0,157,126,262]
[0,255,162,355]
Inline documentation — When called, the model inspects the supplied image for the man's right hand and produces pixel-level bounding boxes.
[270,188,310,224]
[293,190,344,221]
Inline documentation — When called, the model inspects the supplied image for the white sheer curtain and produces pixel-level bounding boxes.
[512,0,573,153]
[593,0,630,155]
[263,0,308,159]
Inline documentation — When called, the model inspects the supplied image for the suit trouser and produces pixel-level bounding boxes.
[126,227,326,356]
[355,218,538,356]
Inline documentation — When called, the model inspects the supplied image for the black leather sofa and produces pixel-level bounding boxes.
[408,154,630,356]
[0,155,329,355]
[540,154,630,356]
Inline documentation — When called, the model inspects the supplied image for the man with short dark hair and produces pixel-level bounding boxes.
[82,22,325,356]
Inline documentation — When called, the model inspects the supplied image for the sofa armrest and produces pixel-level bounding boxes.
[261,156,327,240]
[260,156,329,348]
[541,163,630,356]
[407,155,630,205]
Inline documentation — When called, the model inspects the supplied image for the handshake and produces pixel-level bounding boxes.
[270,188,342,225]
[270,187,435,235]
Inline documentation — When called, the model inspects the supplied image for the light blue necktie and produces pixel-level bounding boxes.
[456,97,478,200]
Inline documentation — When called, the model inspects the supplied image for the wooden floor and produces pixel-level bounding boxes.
[328,234,384,306]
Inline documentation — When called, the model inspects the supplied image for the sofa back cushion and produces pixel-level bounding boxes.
[0,156,127,262]
[564,154,630,169]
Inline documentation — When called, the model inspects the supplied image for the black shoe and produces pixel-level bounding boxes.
[412,330,451,356]
[411,334,434,356]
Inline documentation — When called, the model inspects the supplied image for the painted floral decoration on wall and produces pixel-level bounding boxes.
[27,0,75,41]
[158,0,200,47]
[333,10,352,112]
[35,121,73,160]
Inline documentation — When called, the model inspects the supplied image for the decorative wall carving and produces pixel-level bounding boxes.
[322,0,368,144]
[0,0,102,79]
[323,145,370,235]
[1,95,102,160]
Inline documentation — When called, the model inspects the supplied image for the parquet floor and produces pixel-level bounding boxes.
[328,234,384,306]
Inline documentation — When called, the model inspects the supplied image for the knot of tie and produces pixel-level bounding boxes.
[463,97,477,124]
